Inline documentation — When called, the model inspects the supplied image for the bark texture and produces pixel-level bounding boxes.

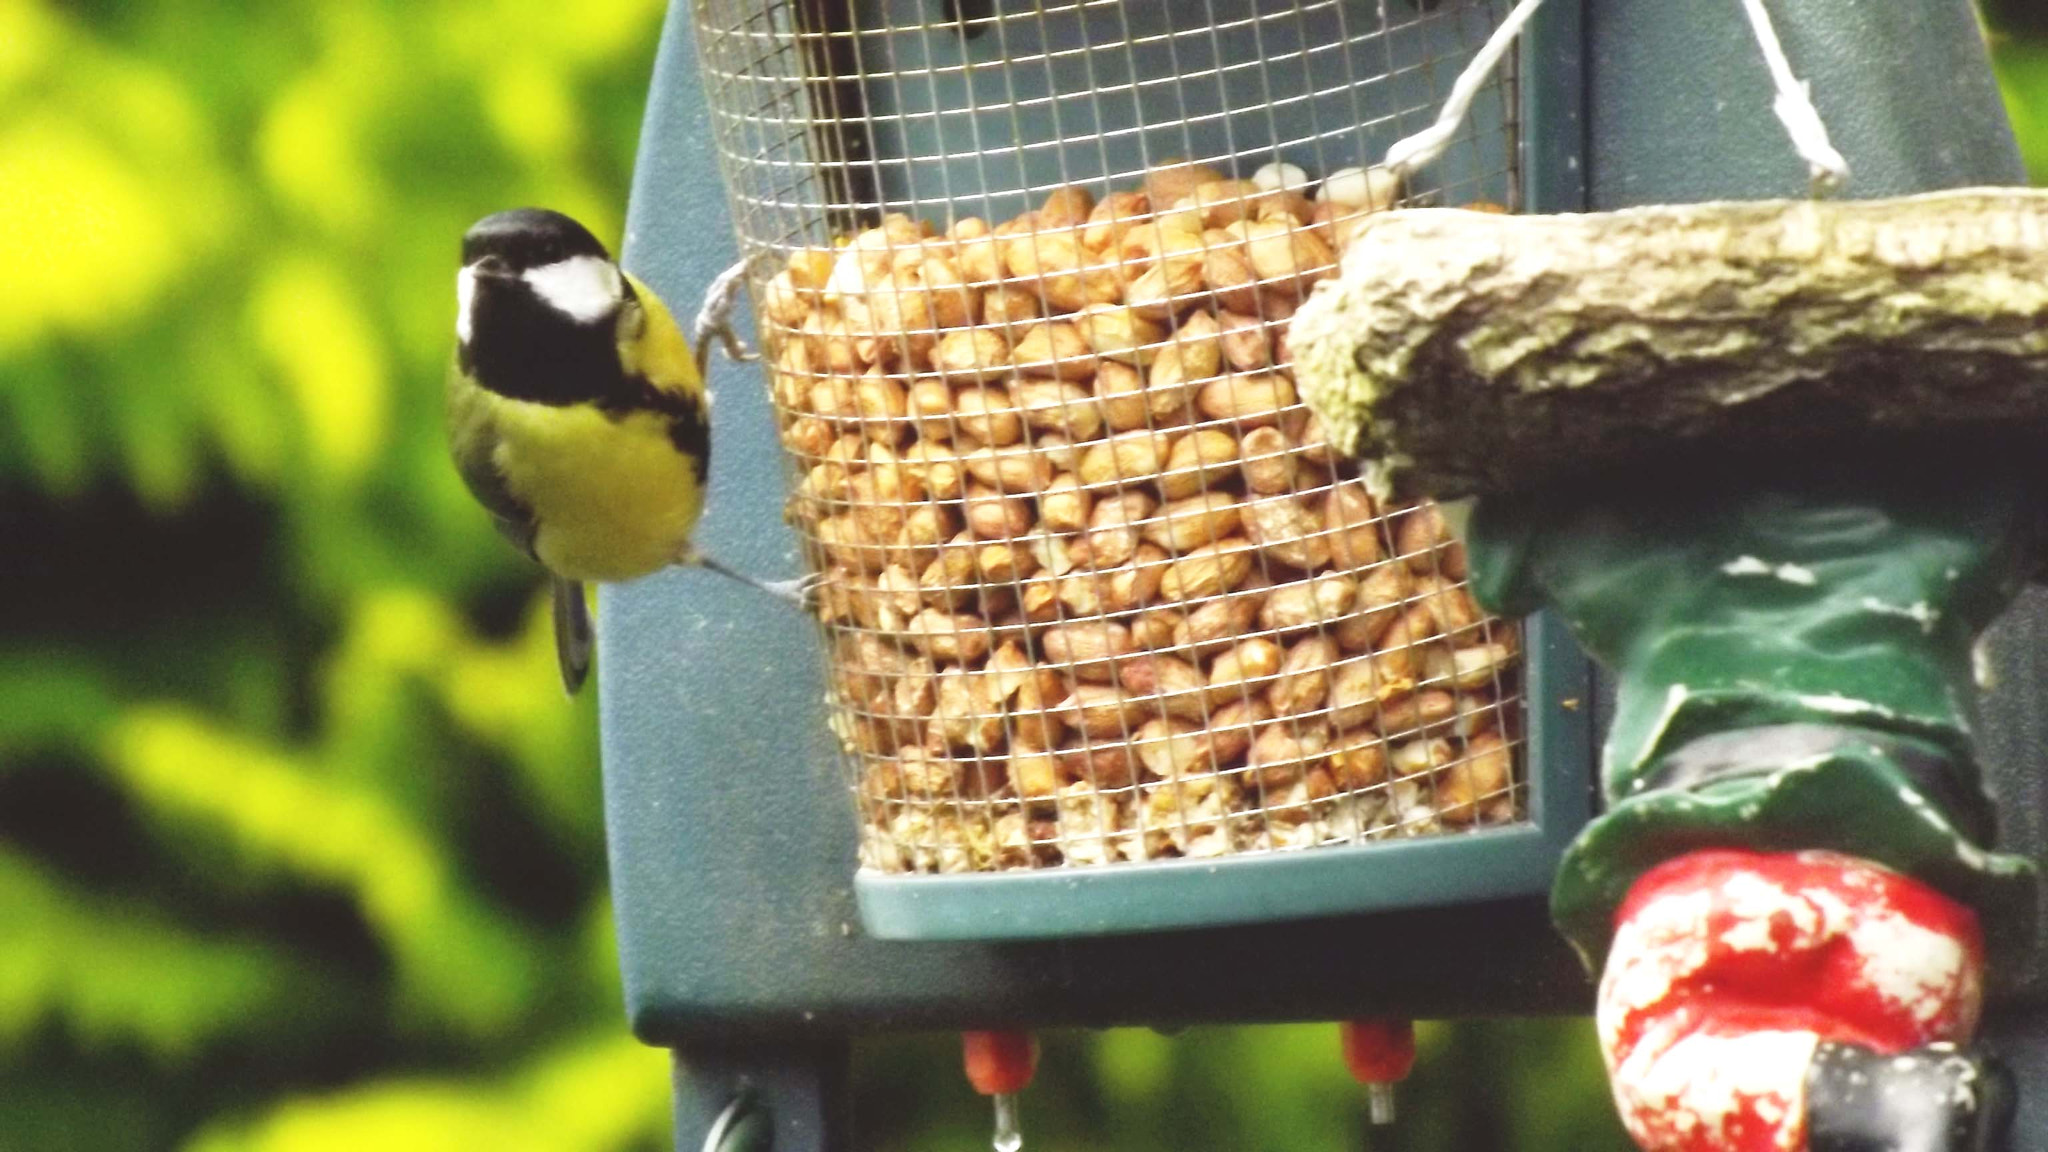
[1290,189,2048,499]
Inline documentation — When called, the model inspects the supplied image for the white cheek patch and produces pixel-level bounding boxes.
[455,266,479,344]
[523,255,623,325]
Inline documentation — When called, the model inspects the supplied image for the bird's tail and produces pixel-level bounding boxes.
[552,575,593,695]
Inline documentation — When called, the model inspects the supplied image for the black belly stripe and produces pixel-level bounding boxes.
[605,377,710,486]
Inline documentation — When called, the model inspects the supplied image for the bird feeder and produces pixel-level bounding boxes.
[603,2,2048,1149]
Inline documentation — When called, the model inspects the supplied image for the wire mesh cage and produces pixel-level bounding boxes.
[691,0,1559,935]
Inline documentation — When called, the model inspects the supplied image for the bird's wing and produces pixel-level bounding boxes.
[446,357,541,560]
[619,272,706,403]
[618,272,711,485]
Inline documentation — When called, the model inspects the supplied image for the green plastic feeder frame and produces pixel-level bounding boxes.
[602,1,2048,1148]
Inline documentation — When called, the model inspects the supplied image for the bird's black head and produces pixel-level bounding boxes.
[462,208,612,271]
[457,208,633,406]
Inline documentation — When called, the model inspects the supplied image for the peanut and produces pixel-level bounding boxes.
[1057,685,1147,740]
[1146,492,1242,554]
[1248,722,1329,790]
[1075,489,1155,571]
[1398,501,1468,579]
[1239,426,1298,495]
[1376,689,1458,739]
[949,217,1003,284]
[1011,320,1096,379]
[1010,744,1065,799]
[1147,311,1223,420]
[1183,179,1264,228]
[1040,473,1093,533]
[1327,656,1390,730]
[901,439,964,499]
[953,385,1022,445]
[919,539,977,608]
[1173,587,1265,653]
[1143,161,1227,211]
[981,284,1043,328]
[1159,537,1255,602]
[932,328,1011,382]
[1389,736,1454,779]
[1201,246,1261,313]
[1205,637,1283,708]
[1126,257,1205,319]
[1237,218,1335,297]
[1133,718,1214,779]
[1060,743,1140,790]
[1044,621,1134,682]
[961,444,1052,494]
[908,377,957,438]
[1268,634,1337,716]
[1328,729,1389,792]
[1078,429,1171,489]
[783,416,835,460]
[1438,733,1513,825]
[964,482,1033,539]
[1337,561,1411,651]
[1196,372,1296,428]
[1243,494,1330,570]
[1206,699,1271,765]
[1158,428,1240,499]
[1013,380,1105,442]
[1039,184,1097,229]
[1259,571,1357,632]
[1216,309,1272,371]
[907,608,992,664]
[1131,609,1185,651]
[1083,191,1152,254]
[1078,303,1166,364]
[1118,654,1209,722]
[1093,360,1149,432]
[1425,642,1518,691]
[1324,481,1385,569]
[1099,543,1168,613]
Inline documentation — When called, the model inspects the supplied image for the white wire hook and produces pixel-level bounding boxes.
[1380,0,1549,180]
[1737,0,1850,195]
[1381,0,1850,197]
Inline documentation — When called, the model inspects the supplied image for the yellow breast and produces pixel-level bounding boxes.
[490,397,705,583]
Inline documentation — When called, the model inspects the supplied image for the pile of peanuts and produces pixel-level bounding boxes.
[760,158,1521,874]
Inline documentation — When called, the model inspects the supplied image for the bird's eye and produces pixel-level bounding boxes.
[473,254,511,276]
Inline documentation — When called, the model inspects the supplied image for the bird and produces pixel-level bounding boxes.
[447,207,806,694]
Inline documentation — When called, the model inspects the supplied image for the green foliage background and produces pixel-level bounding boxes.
[0,2,2040,1149]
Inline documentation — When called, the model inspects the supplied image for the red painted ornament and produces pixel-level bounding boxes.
[1598,849,1982,1152]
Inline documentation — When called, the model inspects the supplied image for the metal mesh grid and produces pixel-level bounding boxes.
[693,0,1528,874]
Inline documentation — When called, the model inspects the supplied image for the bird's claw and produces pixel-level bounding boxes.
[691,553,825,613]
[763,571,827,613]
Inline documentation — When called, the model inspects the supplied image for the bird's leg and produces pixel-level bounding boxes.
[680,546,820,608]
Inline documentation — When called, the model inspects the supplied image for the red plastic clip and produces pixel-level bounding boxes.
[962,1030,1039,1151]
[1341,1018,1416,1126]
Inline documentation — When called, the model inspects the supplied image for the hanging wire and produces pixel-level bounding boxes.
[1735,0,1850,194]
[1382,0,1847,194]
[1380,0,1545,179]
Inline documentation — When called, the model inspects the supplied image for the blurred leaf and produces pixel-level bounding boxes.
[100,706,543,1038]
[183,1032,669,1152]
[0,846,315,1059]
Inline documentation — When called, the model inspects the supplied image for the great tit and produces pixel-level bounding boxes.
[448,208,800,694]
